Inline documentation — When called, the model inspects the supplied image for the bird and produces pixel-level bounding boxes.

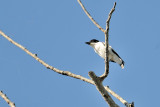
[85,39,125,69]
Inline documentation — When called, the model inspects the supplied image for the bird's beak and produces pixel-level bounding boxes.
[85,42,90,45]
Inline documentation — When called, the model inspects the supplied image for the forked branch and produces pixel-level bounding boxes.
[77,1,134,107]
[89,72,119,107]
[0,30,133,107]
[78,0,116,81]
[78,1,117,106]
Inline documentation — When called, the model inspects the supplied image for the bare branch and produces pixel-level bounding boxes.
[106,2,116,31]
[100,2,117,81]
[0,30,94,85]
[0,91,15,107]
[77,0,105,33]
[89,72,119,107]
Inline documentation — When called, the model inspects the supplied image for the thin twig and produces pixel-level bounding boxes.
[89,72,119,107]
[100,2,117,81]
[77,0,105,33]
[106,2,117,31]
[104,86,135,107]
[0,91,15,107]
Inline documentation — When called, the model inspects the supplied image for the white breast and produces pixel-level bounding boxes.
[92,42,112,60]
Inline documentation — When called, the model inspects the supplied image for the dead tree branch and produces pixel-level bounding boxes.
[0,30,94,84]
[0,91,15,107]
[0,1,134,106]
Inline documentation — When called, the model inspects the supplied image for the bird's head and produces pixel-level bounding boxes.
[85,39,99,46]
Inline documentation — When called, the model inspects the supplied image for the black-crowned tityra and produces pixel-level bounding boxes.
[85,39,125,69]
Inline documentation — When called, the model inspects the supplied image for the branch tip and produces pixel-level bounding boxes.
[77,0,105,33]
[114,2,117,8]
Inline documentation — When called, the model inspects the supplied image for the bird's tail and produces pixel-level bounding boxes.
[120,60,125,69]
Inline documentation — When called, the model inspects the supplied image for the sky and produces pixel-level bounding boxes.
[0,0,160,107]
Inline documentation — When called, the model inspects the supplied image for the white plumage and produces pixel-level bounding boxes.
[86,39,124,69]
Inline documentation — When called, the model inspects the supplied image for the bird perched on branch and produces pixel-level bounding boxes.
[85,39,124,69]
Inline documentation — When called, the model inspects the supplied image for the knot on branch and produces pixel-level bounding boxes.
[125,102,134,107]
[88,71,96,77]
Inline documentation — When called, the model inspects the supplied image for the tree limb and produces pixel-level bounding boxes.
[0,91,15,107]
[0,29,133,107]
[0,30,94,84]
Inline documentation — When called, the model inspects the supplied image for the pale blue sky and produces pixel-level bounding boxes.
[0,0,160,107]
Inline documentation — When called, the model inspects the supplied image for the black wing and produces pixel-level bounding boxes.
[111,48,121,59]
[111,48,125,65]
